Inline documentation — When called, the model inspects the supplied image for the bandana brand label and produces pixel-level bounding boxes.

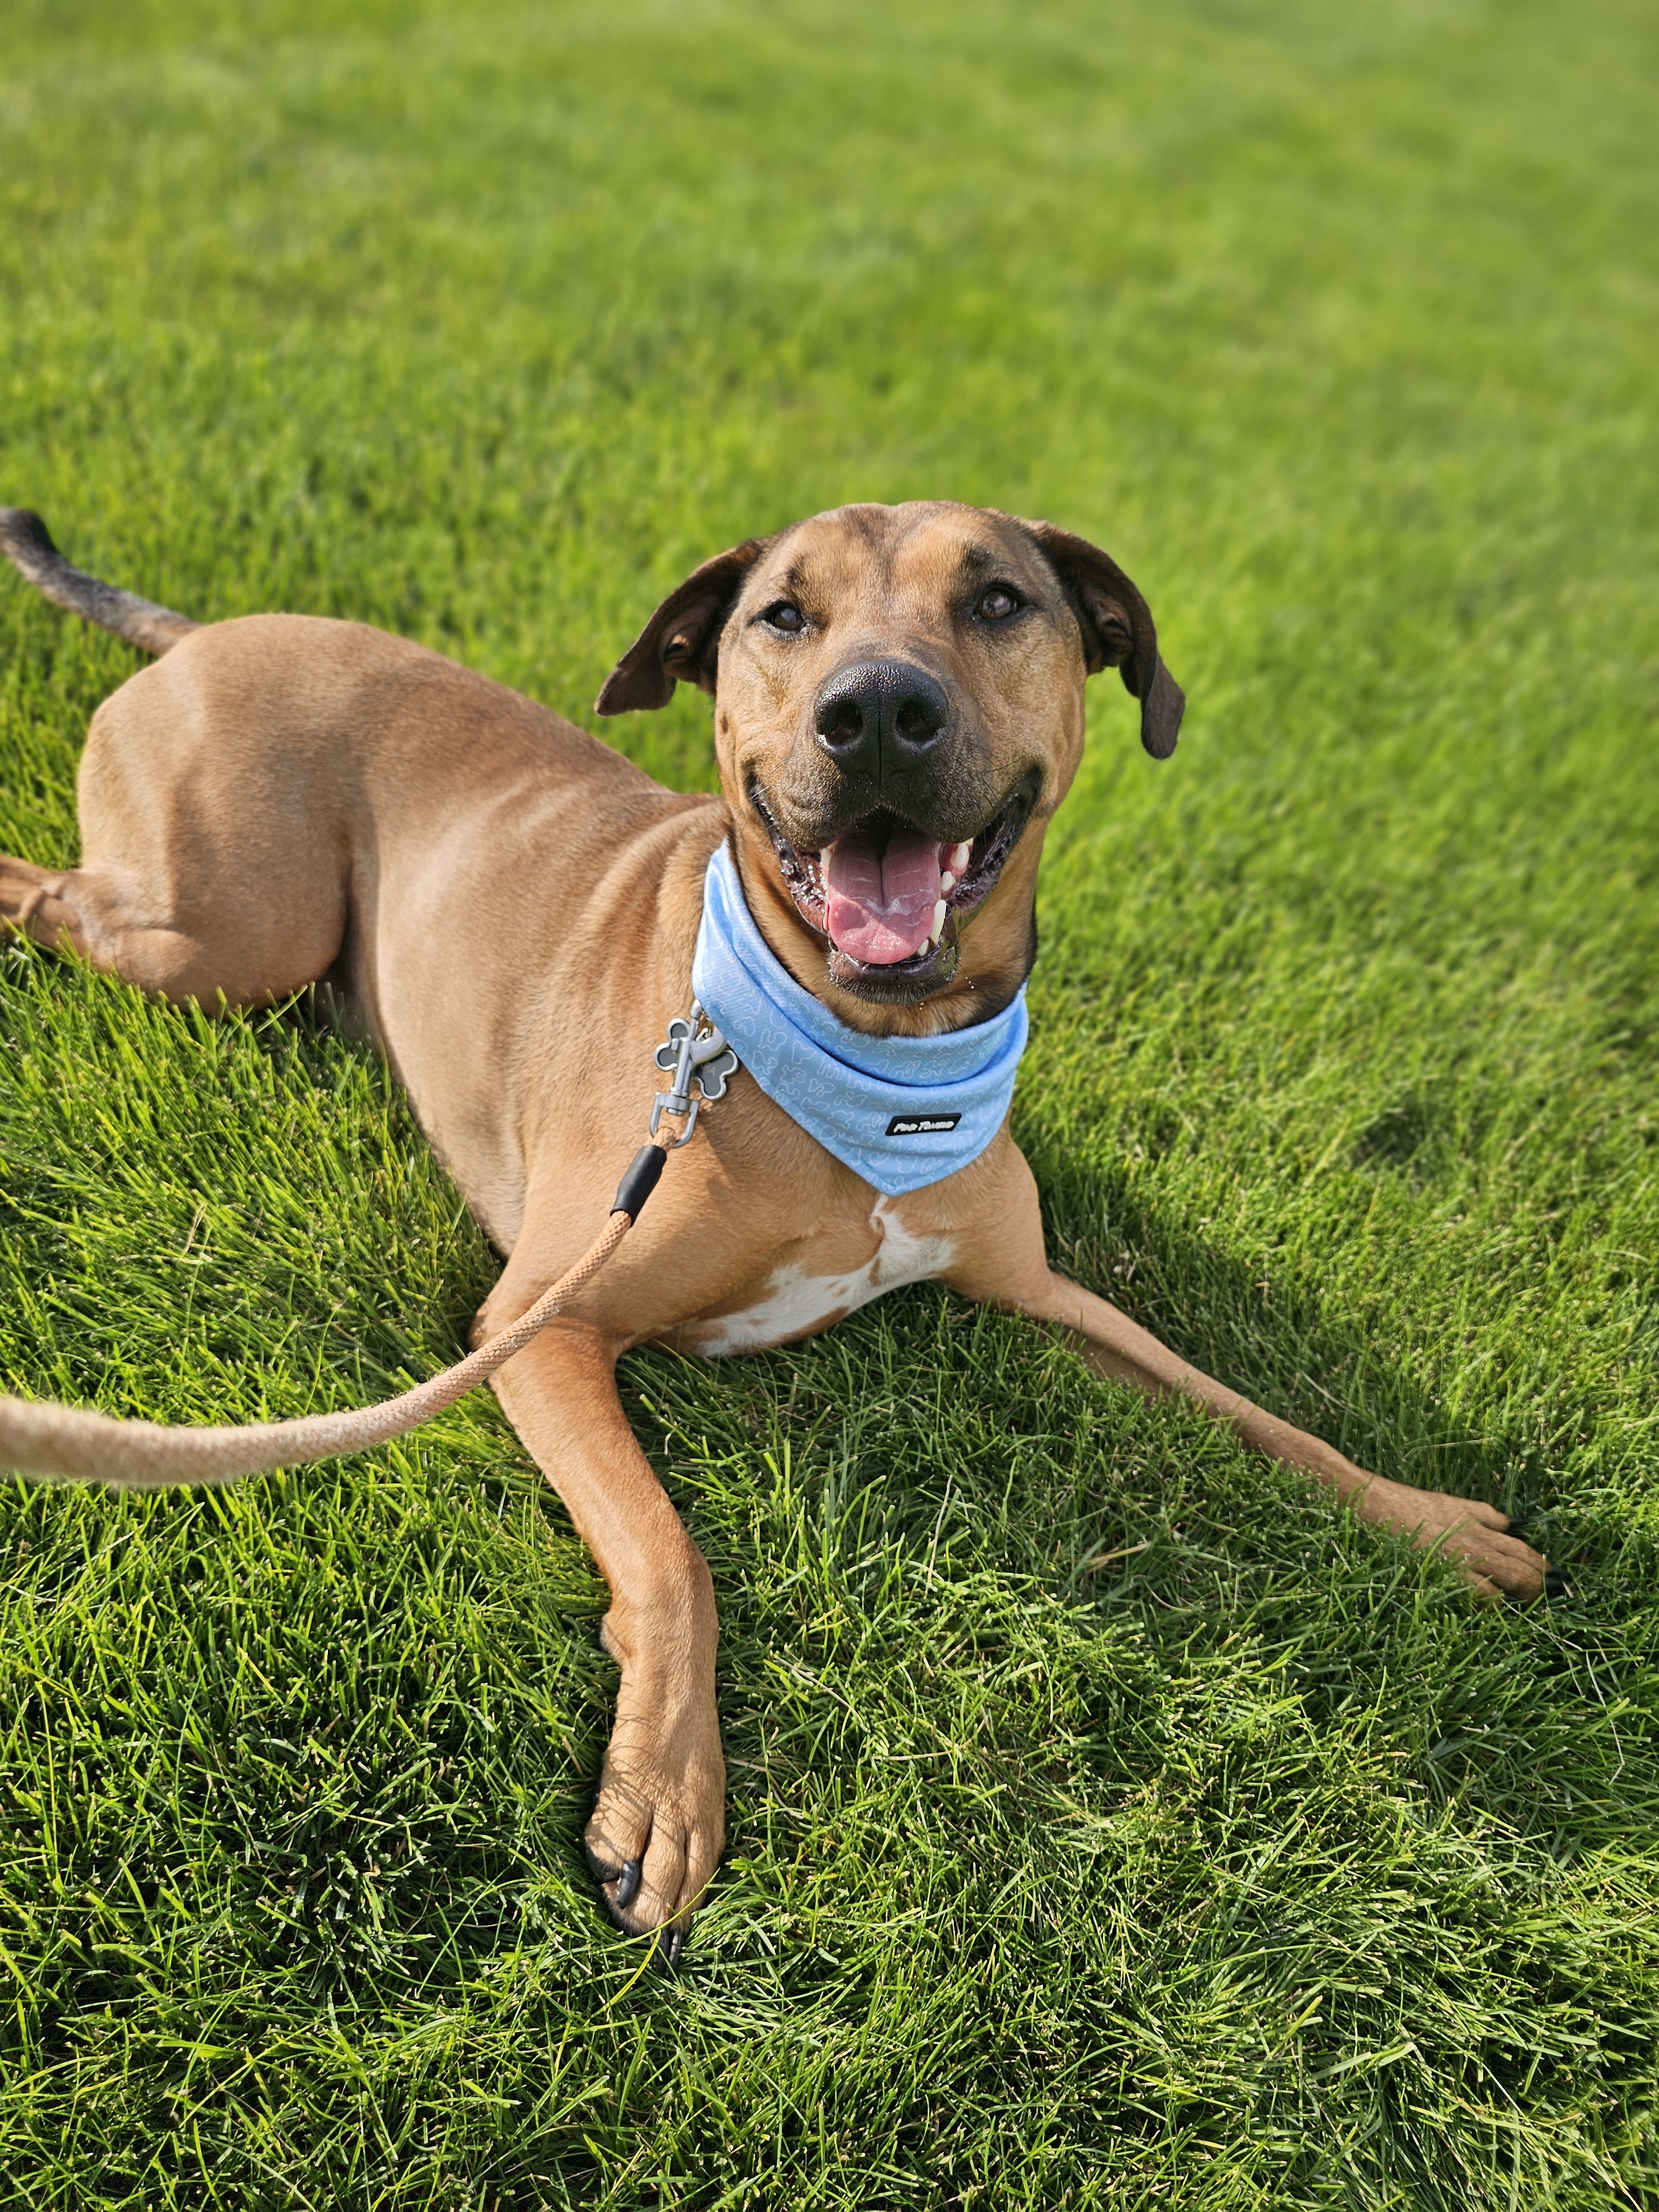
[886,1112,962,1138]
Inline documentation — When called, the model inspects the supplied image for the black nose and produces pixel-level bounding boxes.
[812,659,951,779]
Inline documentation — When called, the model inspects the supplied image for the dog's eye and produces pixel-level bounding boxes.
[976,585,1022,622]
[759,601,807,635]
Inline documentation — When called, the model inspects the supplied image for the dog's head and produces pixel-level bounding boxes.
[598,502,1182,1030]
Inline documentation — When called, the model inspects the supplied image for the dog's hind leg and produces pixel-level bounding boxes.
[3,509,346,1005]
[3,635,350,1007]
[2,843,346,1006]
[0,853,279,1003]
[1,861,86,953]
[3,662,349,1004]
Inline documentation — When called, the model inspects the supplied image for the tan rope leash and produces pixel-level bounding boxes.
[0,998,739,1490]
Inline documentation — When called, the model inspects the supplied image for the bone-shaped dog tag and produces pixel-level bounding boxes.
[652,1009,740,1103]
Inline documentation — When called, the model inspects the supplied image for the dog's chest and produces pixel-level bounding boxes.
[679,1199,954,1358]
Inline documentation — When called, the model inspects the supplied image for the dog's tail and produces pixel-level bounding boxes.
[0,507,199,656]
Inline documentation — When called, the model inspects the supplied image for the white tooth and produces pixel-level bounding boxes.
[950,842,971,872]
[940,870,956,893]
[931,899,947,942]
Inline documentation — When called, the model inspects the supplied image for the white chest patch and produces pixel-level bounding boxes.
[686,1201,955,1358]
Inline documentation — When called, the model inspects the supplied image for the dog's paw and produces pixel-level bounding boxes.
[581,1686,725,1965]
[1360,1479,1551,1601]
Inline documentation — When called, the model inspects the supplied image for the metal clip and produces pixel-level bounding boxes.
[650,999,740,1145]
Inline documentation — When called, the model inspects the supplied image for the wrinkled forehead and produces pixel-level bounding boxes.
[740,502,1054,624]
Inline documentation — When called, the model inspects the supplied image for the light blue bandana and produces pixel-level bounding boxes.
[691,841,1029,1197]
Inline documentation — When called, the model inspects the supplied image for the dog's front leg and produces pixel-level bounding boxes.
[479,1300,723,1960]
[943,1142,1550,1601]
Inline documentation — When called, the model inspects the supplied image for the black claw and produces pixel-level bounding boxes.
[1544,1566,1570,1600]
[1504,1516,1526,1538]
[614,1856,643,1910]
[583,1840,622,1887]
[655,1923,685,1973]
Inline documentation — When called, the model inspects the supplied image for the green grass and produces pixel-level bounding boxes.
[2,0,1657,2202]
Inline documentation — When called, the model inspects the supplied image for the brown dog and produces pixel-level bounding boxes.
[0,500,1548,1958]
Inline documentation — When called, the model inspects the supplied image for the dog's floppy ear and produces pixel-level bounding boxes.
[596,538,770,713]
[1019,520,1185,759]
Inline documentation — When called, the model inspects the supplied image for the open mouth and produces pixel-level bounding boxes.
[752,781,1034,991]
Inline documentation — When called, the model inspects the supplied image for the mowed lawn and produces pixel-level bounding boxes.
[2,1,1657,2204]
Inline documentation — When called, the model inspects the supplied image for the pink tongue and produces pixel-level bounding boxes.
[823,828,942,963]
